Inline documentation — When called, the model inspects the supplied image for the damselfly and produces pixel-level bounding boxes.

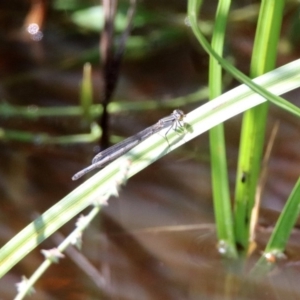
[72,109,185,180]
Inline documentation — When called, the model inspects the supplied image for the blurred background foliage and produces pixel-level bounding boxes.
[1,0,300,299]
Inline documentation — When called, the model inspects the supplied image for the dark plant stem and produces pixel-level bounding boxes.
[99,0,136,148]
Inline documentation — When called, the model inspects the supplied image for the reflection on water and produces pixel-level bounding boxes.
[1,0,300,299]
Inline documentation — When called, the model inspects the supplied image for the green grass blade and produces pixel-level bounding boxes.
[209,0,237,258]
[187,0,300,118]
[1,60,300,277]
[251,177,300,276]
[80,62,94,122]
[265,178,300,252]
[234,0,285,248]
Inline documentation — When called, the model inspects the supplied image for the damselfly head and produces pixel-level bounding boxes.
[173,109,186,121]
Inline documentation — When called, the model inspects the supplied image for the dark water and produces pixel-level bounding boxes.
[1,1,300,299]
